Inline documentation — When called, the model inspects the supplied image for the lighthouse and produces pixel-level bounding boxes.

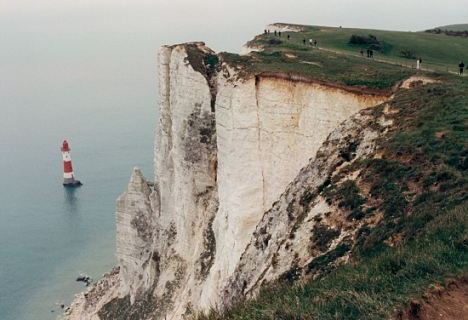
[61,140,82,187]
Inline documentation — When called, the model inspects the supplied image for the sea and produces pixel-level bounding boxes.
[0,2,274,319]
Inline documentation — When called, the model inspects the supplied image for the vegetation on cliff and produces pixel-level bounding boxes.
[221,48,412,91]
[196,70,467,318]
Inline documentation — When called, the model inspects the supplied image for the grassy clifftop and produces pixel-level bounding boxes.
[245,24,468,73]
[221,48,412,92]
[220,23,468,92]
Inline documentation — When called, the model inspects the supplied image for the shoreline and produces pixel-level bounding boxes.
[62,267,120,320]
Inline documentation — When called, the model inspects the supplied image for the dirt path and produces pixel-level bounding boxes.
[315,46,444,73]
[398,277,468,320]
[310,45,462,75]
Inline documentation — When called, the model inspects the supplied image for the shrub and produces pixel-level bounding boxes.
[349,34,383,51]
[325,180,366,220]
[268,38,283,45]
[311,223,340,251]
[425,28,468,38]
[400,49,417,59]
[203,54,219,70]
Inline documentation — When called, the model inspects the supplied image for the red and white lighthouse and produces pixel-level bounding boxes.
[61,140,82,187]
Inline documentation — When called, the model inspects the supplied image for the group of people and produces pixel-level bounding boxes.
[414,58,465,74]
[264,29,318,47]
[264,29,283,37]
[360,49,374,58]
[414,58,467,74]
[262,29,466,76]
[302,38,318,47]
[416,58,466,74]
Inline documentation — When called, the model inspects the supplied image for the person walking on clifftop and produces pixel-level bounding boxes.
[459,61,465,75]
[417,57,422,70]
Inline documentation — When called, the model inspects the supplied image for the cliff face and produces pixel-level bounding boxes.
[65,42,390,320]
[206,69,386,309]
[222,107,388,305]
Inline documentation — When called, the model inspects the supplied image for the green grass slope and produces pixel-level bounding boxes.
[247,24,468,73]
[435,24,468,32]
[196,56,468,319]
[221,49,413,91]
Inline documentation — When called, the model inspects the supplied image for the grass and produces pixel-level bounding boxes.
[324,180,366,220]
[221,48,413,91]
[435,24,468,32]
[247,24,468,73]
[197,205,467,320]
[196,76,468,319]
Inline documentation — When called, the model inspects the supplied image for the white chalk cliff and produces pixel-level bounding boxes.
[64,41,393,320]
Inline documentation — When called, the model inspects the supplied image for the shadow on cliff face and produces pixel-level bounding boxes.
[98,293,154,320]
[185,43,220,112]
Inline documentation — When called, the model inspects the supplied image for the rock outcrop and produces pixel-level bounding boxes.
[64,41,392,320]
[116,167,156,302]
[266,23,305,33]
[241,23,303,55]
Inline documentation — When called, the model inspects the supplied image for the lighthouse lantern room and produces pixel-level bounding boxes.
[61,140,82,187]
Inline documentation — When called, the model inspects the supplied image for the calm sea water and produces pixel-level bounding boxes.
[0,100,154,319]
[0,2,271,319]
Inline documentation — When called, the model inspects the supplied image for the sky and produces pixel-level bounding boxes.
[1,0,467,114]
[1,1,468,49]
